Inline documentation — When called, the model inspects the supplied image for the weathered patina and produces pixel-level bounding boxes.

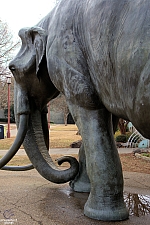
[1,0,150,221]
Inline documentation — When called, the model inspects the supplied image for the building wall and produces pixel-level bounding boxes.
[50,111,64,124]
[0,109,5,118]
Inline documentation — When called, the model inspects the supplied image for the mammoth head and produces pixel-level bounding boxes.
[6,26,79,184]
[9,26,47,76]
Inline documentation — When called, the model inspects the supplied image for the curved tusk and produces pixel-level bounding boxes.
[0,114,29,169]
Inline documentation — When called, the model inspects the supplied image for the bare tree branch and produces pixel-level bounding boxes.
[0,19,19,110]
[0,20,20,78]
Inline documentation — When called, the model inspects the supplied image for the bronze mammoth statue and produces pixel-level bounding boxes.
[1,0,150,221]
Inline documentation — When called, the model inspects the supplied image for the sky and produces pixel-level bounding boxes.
[0,0,56,40]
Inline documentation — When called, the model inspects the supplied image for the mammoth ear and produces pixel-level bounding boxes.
[28,26,47,74]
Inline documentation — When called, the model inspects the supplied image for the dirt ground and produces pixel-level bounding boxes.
[55,153,150,174]
[120,153,150,174]
[50,153,150,175]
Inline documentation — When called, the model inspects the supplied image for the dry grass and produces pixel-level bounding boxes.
[0,137,18,150]
[2,155,31,166]
[50,125,80,148]
[0,124,150,174]
[0,154,78,168]
[0,124,81,150]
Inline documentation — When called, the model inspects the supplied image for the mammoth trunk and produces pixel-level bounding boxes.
[23,110,79,183]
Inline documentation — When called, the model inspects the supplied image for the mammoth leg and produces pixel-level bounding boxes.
[70,143,90,192]
[70,115,119,193]
[68,104,128,221]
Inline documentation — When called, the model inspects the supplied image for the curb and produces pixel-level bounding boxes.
[135,153,150,162]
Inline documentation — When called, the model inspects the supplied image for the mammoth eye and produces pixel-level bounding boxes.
[9,65,16,72]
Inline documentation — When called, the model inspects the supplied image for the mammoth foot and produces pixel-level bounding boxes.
[84,194,129,221]
[69,179,90,193]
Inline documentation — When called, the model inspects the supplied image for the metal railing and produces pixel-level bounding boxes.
[126,130,150,148]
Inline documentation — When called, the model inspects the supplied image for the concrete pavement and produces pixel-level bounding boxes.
[0,148,150,224]
[0,169,150,225]
[0,147,135,156]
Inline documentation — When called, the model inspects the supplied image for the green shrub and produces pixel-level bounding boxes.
[114,130,121,139]
[115,134,127,143]
[142,153,150,157]
[125,131,132,140]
